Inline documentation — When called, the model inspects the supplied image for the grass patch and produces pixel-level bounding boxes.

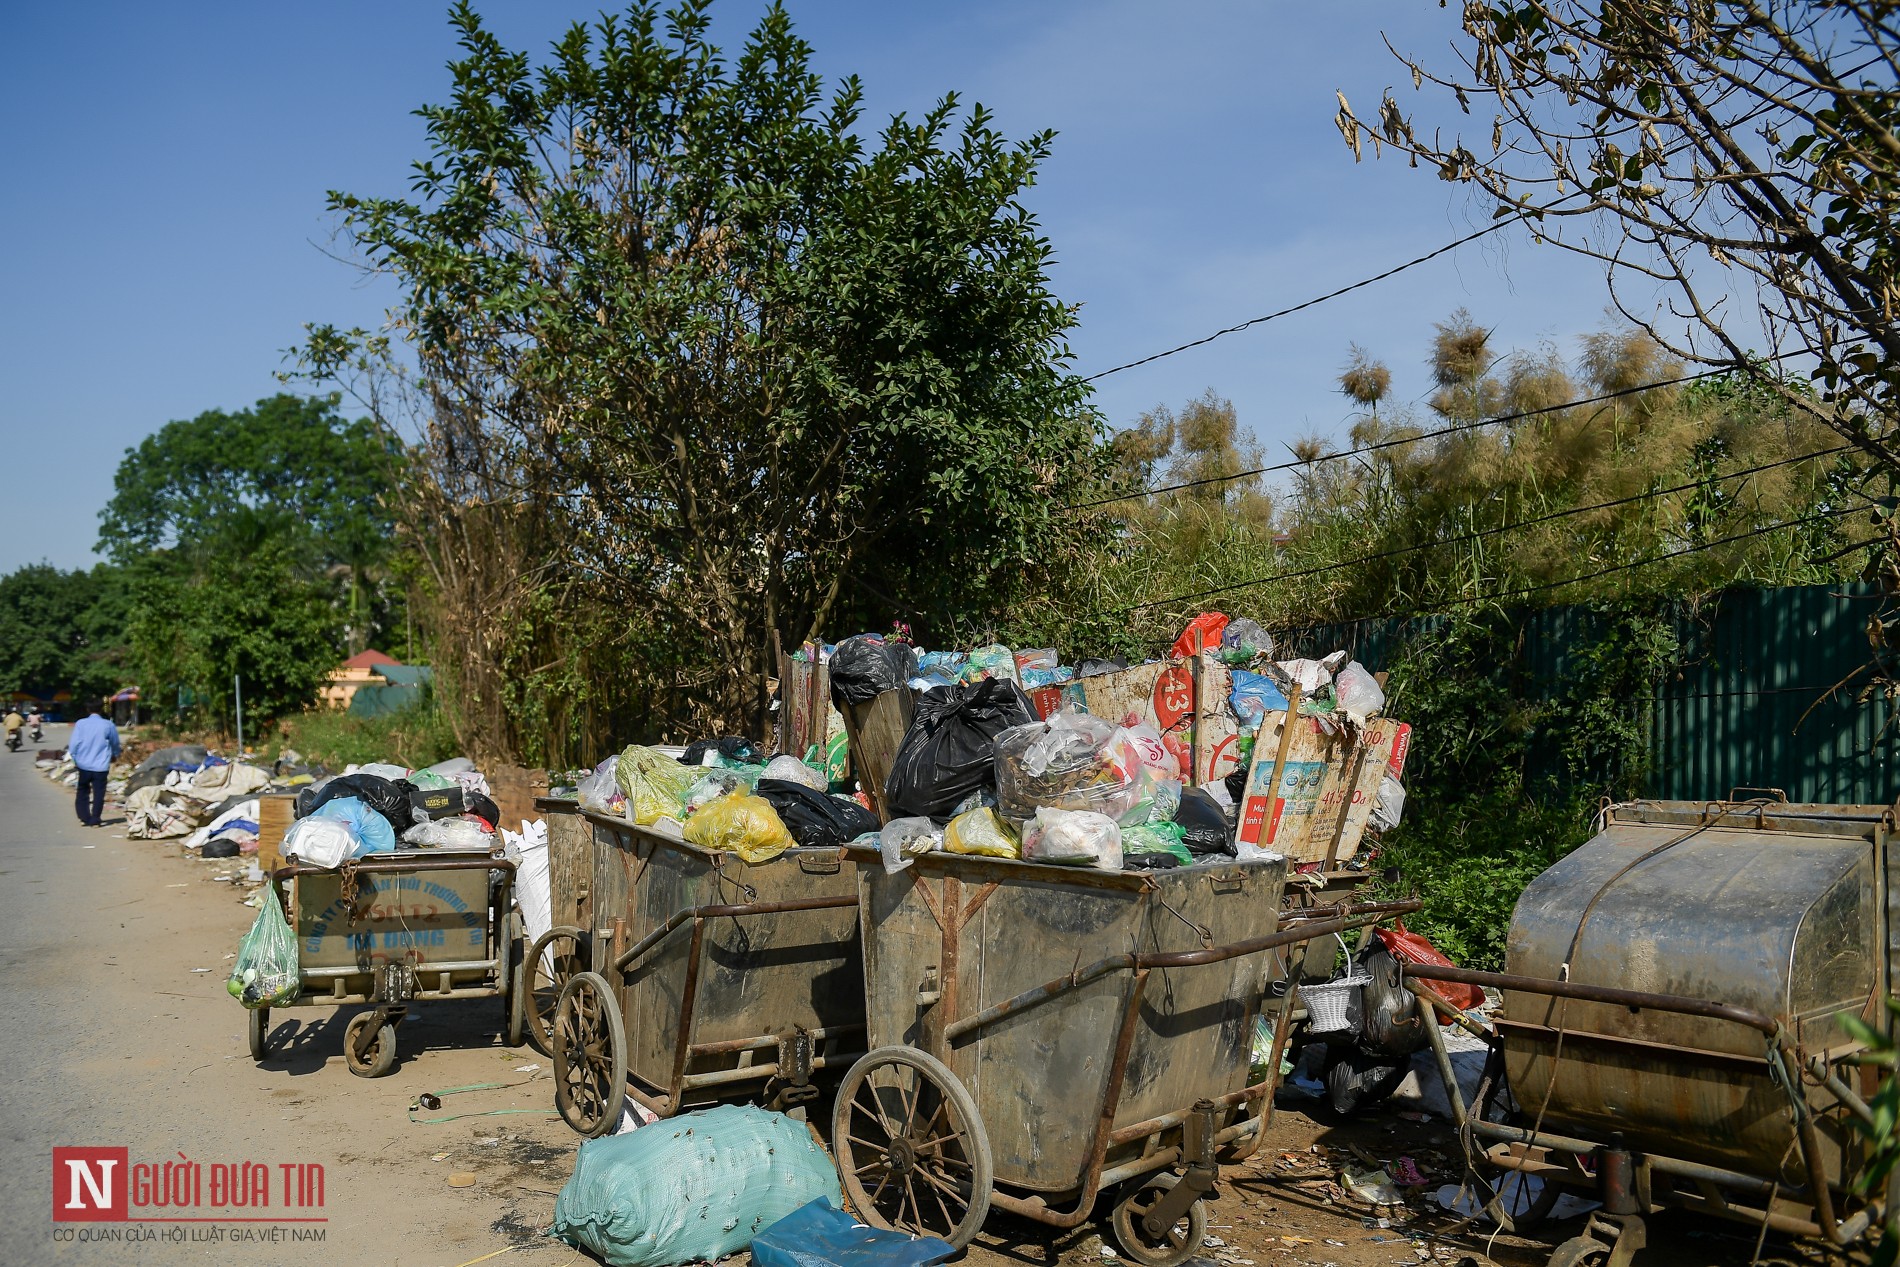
[268,696,461,770]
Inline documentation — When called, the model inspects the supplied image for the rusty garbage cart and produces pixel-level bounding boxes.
[550,809,865,1135]
[832,845,1414,1262]
[1402,797,1899,1265]
[513,796,596,1057]
[253,848,522,1077]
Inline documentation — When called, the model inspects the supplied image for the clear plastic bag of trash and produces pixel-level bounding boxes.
[227,892,299,1009]
[401,816,492,849]
[1022,806,1122,870]
[617,746,699,826]
[1119,722,1181,780]
[1333,660,1386,719]
[943,806,1020,859]
[550,1104,842,1267]
[684,767,756,815]
[1218,617,1274,665]
[994,712,1143,822]
[577,755,621,812]
[281,816,359,869]
[879,816,942,873]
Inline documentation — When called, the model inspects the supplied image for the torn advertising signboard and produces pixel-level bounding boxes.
[1235,712,1410,866]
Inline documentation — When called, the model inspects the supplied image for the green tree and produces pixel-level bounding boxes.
[308,0,1104,754]
[98,393,400,649]
[0,563,132,701]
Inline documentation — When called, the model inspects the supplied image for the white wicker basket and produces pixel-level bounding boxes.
[1298,939,1371,1035]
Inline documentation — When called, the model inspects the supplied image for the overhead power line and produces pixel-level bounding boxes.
[1118,454,1859,615]
[1080,220,1517,383]
[1068,365,1749,513]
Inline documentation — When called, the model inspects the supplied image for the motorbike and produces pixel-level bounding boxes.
[5,729,19,753]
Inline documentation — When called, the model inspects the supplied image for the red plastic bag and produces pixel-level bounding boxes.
[1170,612,1229,660]
[1373,920,1484,1011]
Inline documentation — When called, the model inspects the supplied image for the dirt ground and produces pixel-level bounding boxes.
[0,734,1859,1266]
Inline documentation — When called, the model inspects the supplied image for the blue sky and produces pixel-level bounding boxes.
[0,1,1622,574]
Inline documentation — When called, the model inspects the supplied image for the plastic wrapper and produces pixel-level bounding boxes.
[1122,819,1192,867]
[1120,723,1182,779]
[1020,666,1075,690]
[1218,617,1274,665]
[879,817,941,874]
[961,644,1019,683]
[1013,647,1059,674]
[227,894,299,1009]
[1333,660,1386,718]
[550,1104,842,1267]
[682,793,795,863]
[401,816,493,849]
[942,807,1020,859]
[1370,774,1406,832]
[1275,657,1336,695]
[617,745,699,826]
[1076,656,1128,678]
[1022,807,1122,870]
[883,679,1036,821]
[1229,669,1290,730]
[762,754,827,792]
[993,712,1144,823]
[578,756,621,812]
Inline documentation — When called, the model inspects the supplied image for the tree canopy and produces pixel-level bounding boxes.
[310,0,1105,756]
[0,564,131,701]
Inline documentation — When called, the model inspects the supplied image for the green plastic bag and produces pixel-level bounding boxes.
[1123,820,1193,866]
[227,893,300,1010]
[617,745,699,827]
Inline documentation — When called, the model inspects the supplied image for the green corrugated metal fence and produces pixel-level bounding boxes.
[1271,583,1899,806]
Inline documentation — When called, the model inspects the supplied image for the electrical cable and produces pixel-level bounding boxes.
[1081,220,1517,383]
[1115,444,1855,613]
[1066,364,1751,512]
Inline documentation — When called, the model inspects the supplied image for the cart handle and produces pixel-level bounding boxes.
[942,901,1419,1043]
[610,893,860,973]
[1396,962,1779,1037]
[271,855,516,884]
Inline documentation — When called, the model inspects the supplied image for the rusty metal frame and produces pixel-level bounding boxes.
[604,891,862,1116]
[1404,962,1876,1249]
[919,896,1420,1230]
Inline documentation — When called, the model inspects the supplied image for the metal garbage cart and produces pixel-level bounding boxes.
[1401,796,1898,1265]
[832,845,1414,1262]
[253,848,522,1078]
[550,809,865,1135]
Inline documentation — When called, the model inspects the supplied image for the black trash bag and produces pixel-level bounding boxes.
[134,744,208,775]
[201,839,241,859]
[1224,765,1249,806]
[1174,786,1236,857]
[1357,947,1428,1058]
[1124,851,1185,871]
[883,678,1035,822]
[681,736,766,766]
[755,778,880,848]
[299,773,419,834]
[1076,657,1129,679]
[828,635,919,707]
[463,792,503,829]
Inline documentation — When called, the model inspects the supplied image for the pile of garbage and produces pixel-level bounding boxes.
[39,743,305,849]
[282,756,511,869]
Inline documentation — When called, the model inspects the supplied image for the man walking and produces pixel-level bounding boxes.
[69,699,121,828]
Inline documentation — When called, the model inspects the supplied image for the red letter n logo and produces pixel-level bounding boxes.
[53,1148,128,1221]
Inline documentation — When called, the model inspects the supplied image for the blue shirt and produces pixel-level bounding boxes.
[68,715,122,772]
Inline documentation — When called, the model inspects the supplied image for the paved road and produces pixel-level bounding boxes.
[0,732,578,1265]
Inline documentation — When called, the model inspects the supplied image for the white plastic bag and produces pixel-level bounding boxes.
[577,756,620,812]
[879,816,941,874]
[1022,807,1123,870]
[761,754,827,791]
[1333,661,1386,719]
[283,817,358,869]
[504,818,552,949]
[1370,775,1406,832]
[401,817,494,850]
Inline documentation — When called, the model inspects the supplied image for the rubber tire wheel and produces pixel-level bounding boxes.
[1321,1047,1408,1116]
[522,925,589,1059]
[247,1007,273,1061]
[1109,1174,1209,1267]
[503,938,527,1048]
[343,1012,398,1078]
[552,971,627,1137]
[832,1046,994,1250]
[1546,1236,1609,1267]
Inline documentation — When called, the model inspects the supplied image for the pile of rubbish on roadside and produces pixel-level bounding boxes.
[280,756,524,870]
[39,742,316,849]
[563,610,1407,877]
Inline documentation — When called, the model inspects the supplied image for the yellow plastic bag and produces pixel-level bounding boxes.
[682,793,796,863]
[943,807,1020,859]
[617,745,699,827]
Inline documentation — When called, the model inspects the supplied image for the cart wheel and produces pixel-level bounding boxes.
[832,1047,993,1250]
[343,1011,398,1078]
[1109,1174,1208,1267]
[1546,1236,1608,1267]
[522,926,589,1058]
[1469,1060,1561,1233]
[503,940,527,1049]
[247,1007,273,1062]
[552,971,626,1137]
